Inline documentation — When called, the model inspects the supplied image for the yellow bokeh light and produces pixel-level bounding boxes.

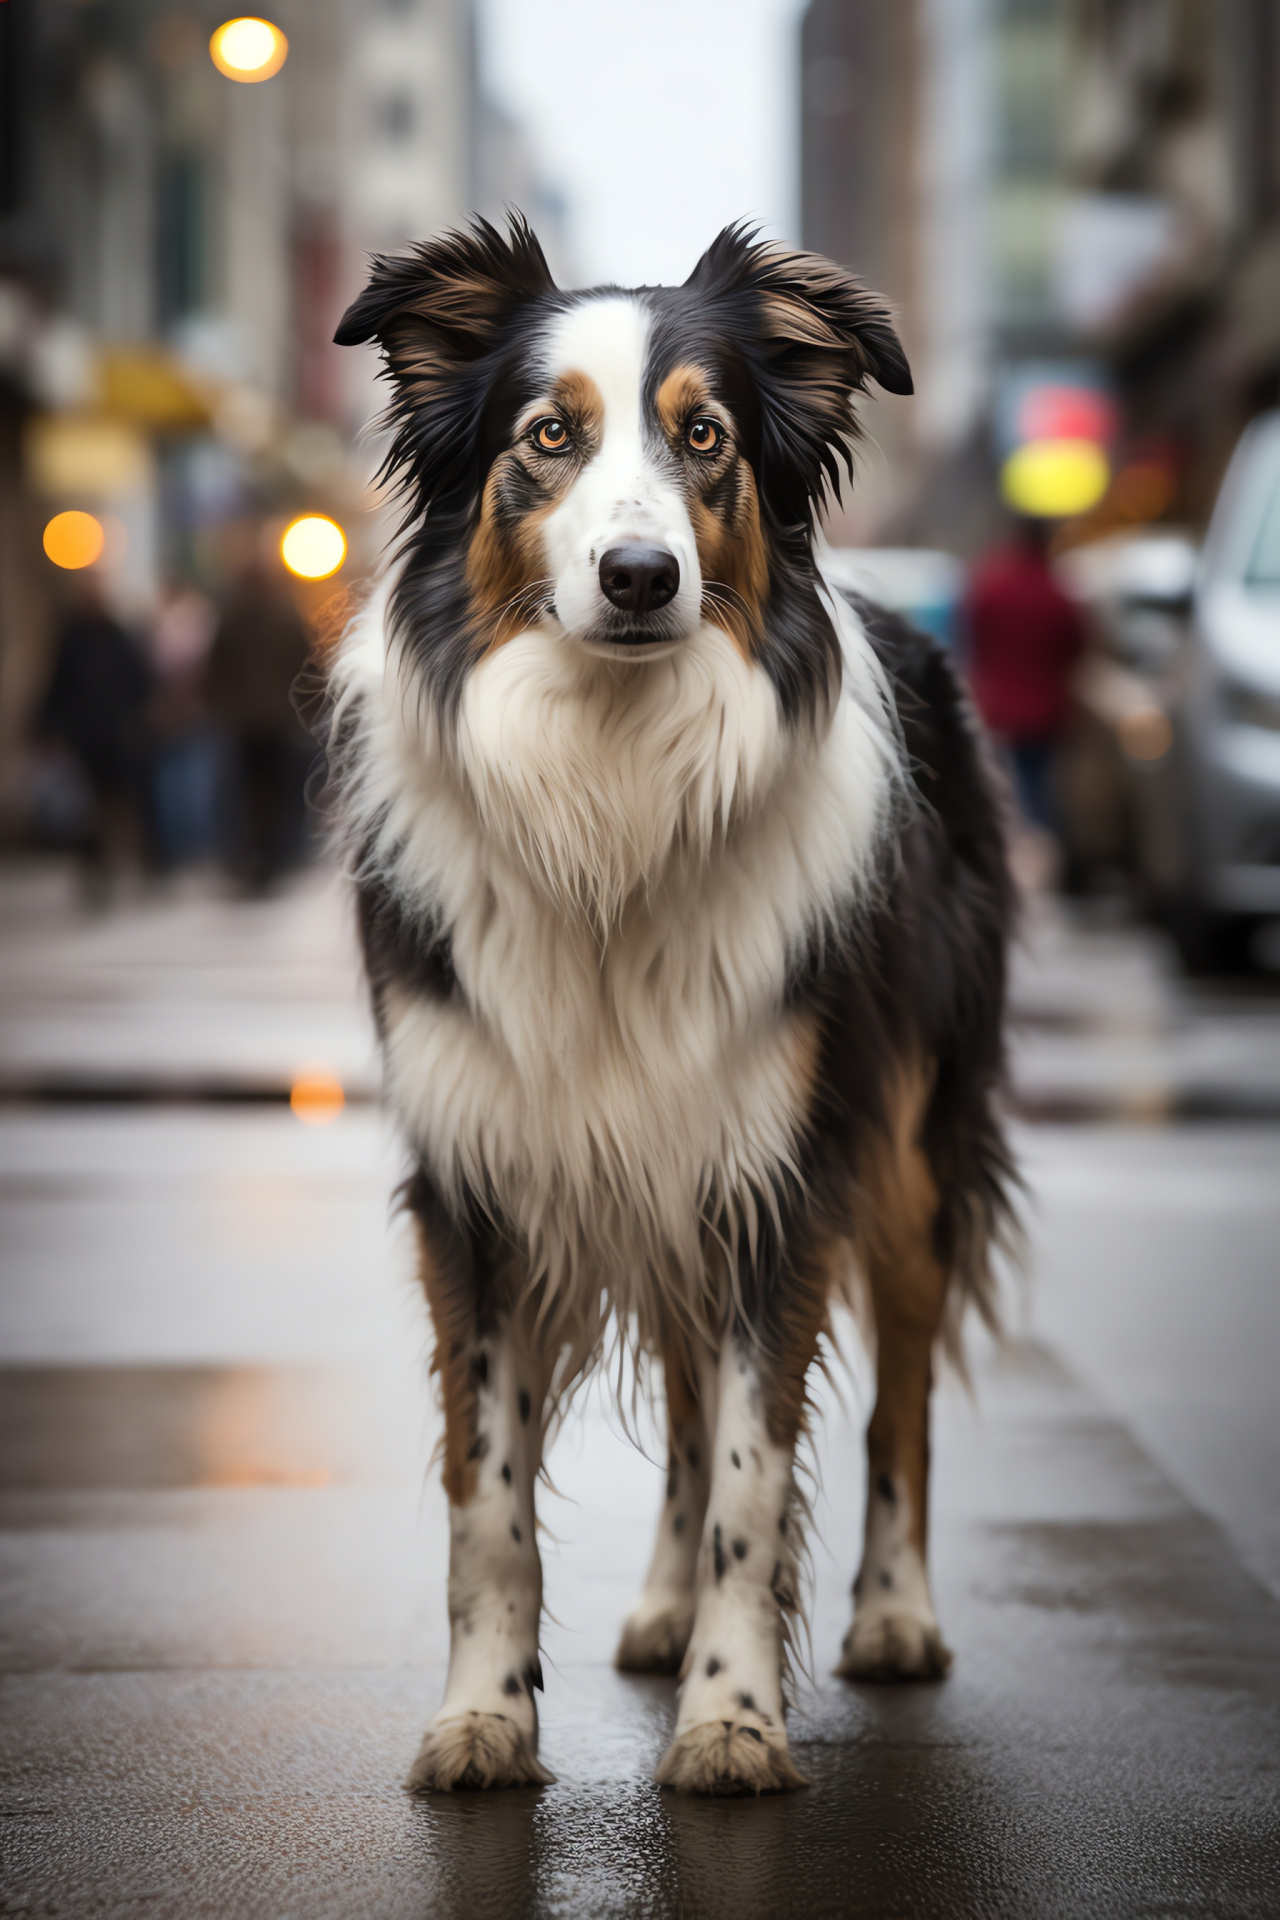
[210,17,288,82]
[290,1072,345,1127]
[1000,438,1111,519]
[43,510,106,570]
[281,514,346,580]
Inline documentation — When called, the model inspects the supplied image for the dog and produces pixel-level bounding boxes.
[324,216,1014,1796]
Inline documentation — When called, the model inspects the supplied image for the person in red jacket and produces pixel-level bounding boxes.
[963,516,1086,834]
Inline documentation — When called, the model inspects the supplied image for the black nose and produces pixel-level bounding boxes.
[598,544,680,614]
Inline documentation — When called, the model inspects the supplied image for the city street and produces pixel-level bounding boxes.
[1,862,1278,1918]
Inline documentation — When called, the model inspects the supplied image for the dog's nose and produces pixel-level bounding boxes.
[598,545,680,614]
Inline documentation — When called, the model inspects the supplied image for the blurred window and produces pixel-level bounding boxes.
[1246,468,1280,588]
[157,154,205,325]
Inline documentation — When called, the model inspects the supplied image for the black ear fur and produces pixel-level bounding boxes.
[334,212,556,353]
[684,225,912,526]
[334,214,560,514]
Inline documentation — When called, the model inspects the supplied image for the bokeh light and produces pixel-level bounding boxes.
[280,514,346,580]
[1118,708,1174,762]
[42,510,105,570]
[209,17,288,83]
[1000,438,1111,518]
[289,1072,345,1127]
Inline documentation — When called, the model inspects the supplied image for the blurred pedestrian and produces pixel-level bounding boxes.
[206,562,314,893]
[963,517,1086,847]
[147,580,218,870]
[37,578,155,904]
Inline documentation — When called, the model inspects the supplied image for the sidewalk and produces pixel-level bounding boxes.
[1,861,1278,1917]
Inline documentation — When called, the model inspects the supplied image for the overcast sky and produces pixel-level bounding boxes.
[476,0,809,290]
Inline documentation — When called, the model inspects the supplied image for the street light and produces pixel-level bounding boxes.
[280,514,346,581]
[209,17,289,83]
[42,511,105,570]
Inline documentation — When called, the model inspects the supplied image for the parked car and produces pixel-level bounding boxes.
[1056,530,1197,900]
[1063,413,1280,969]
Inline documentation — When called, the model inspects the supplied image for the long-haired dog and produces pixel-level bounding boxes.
[325,217,1014,1796]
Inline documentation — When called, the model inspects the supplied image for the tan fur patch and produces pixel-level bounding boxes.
[854,1058,948,1553]
[655,365,769,661]
[414,1215,481,1508]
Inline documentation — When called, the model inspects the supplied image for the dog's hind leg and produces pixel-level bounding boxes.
[404,1176,555,1792]
[838,1067,953,1682]
[616,1329,710,1674]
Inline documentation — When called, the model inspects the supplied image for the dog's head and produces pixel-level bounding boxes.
[337,216,909,723]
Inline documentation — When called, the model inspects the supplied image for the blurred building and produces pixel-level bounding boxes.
[800,0,1280,551]
[0,0,561,838]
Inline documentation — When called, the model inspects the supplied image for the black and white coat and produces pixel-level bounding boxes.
[324,219,1014,1796]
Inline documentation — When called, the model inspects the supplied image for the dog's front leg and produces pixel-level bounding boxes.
[654,1329,808,1795]
[406,1194,553,1791]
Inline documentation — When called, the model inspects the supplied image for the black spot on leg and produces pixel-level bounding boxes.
[472,1351,488,1387]
[779,1515,787,1535]
[524,1657,544,1694]
[713,1524,726,1581]
[503,1673,521,1697]
[879,1570,893,1589]
[705,1656,721,1677]
[518,1388,531,1425]
[732,1538,748,1561]
[877,1472,896,1504]
[730,1450,741,1469]
[511,1523,522,1544]
[501,1462,511,1484]
[467,1434,489,1462]
[770,1561,796,1611]
[672,1512,686,1535]
[687,1445,699,1470]
[738,1691,755,1711]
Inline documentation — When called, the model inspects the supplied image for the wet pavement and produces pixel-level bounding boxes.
[1,863,1278,1917]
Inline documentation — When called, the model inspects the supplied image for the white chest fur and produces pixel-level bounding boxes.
[335,588,897,1329]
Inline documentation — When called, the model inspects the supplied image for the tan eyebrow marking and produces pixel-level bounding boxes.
[656,365,717,440]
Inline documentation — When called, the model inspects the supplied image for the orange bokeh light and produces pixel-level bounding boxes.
[289,1072,345,1126]
[43,510,106,570]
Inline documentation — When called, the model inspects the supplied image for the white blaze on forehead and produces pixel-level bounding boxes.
[540,294,703,637]
[543,295,650,443]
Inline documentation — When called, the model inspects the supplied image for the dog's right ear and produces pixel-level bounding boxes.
[335,215,558,509]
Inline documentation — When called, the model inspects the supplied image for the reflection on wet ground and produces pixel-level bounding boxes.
[0,1365,387,1490]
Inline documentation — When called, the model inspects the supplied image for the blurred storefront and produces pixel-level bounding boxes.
[0,0,557,842]
[800,0,1280,557]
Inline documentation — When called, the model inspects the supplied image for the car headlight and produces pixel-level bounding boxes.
[1223,682,1280,731]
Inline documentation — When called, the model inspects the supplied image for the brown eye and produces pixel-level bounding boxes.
[533,418,570,453]
[686,417,721,455]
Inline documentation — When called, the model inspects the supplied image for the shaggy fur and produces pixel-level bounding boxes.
[322,216,1014,1796]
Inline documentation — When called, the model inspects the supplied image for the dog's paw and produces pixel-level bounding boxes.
[655,1718,808,1796]
[836,1608,953,1682]
[406,1711,555,1793]
[615,1592,694,1674]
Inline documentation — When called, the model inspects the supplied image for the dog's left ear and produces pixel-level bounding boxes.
[687,226,912,524]
[335,214,558,512]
